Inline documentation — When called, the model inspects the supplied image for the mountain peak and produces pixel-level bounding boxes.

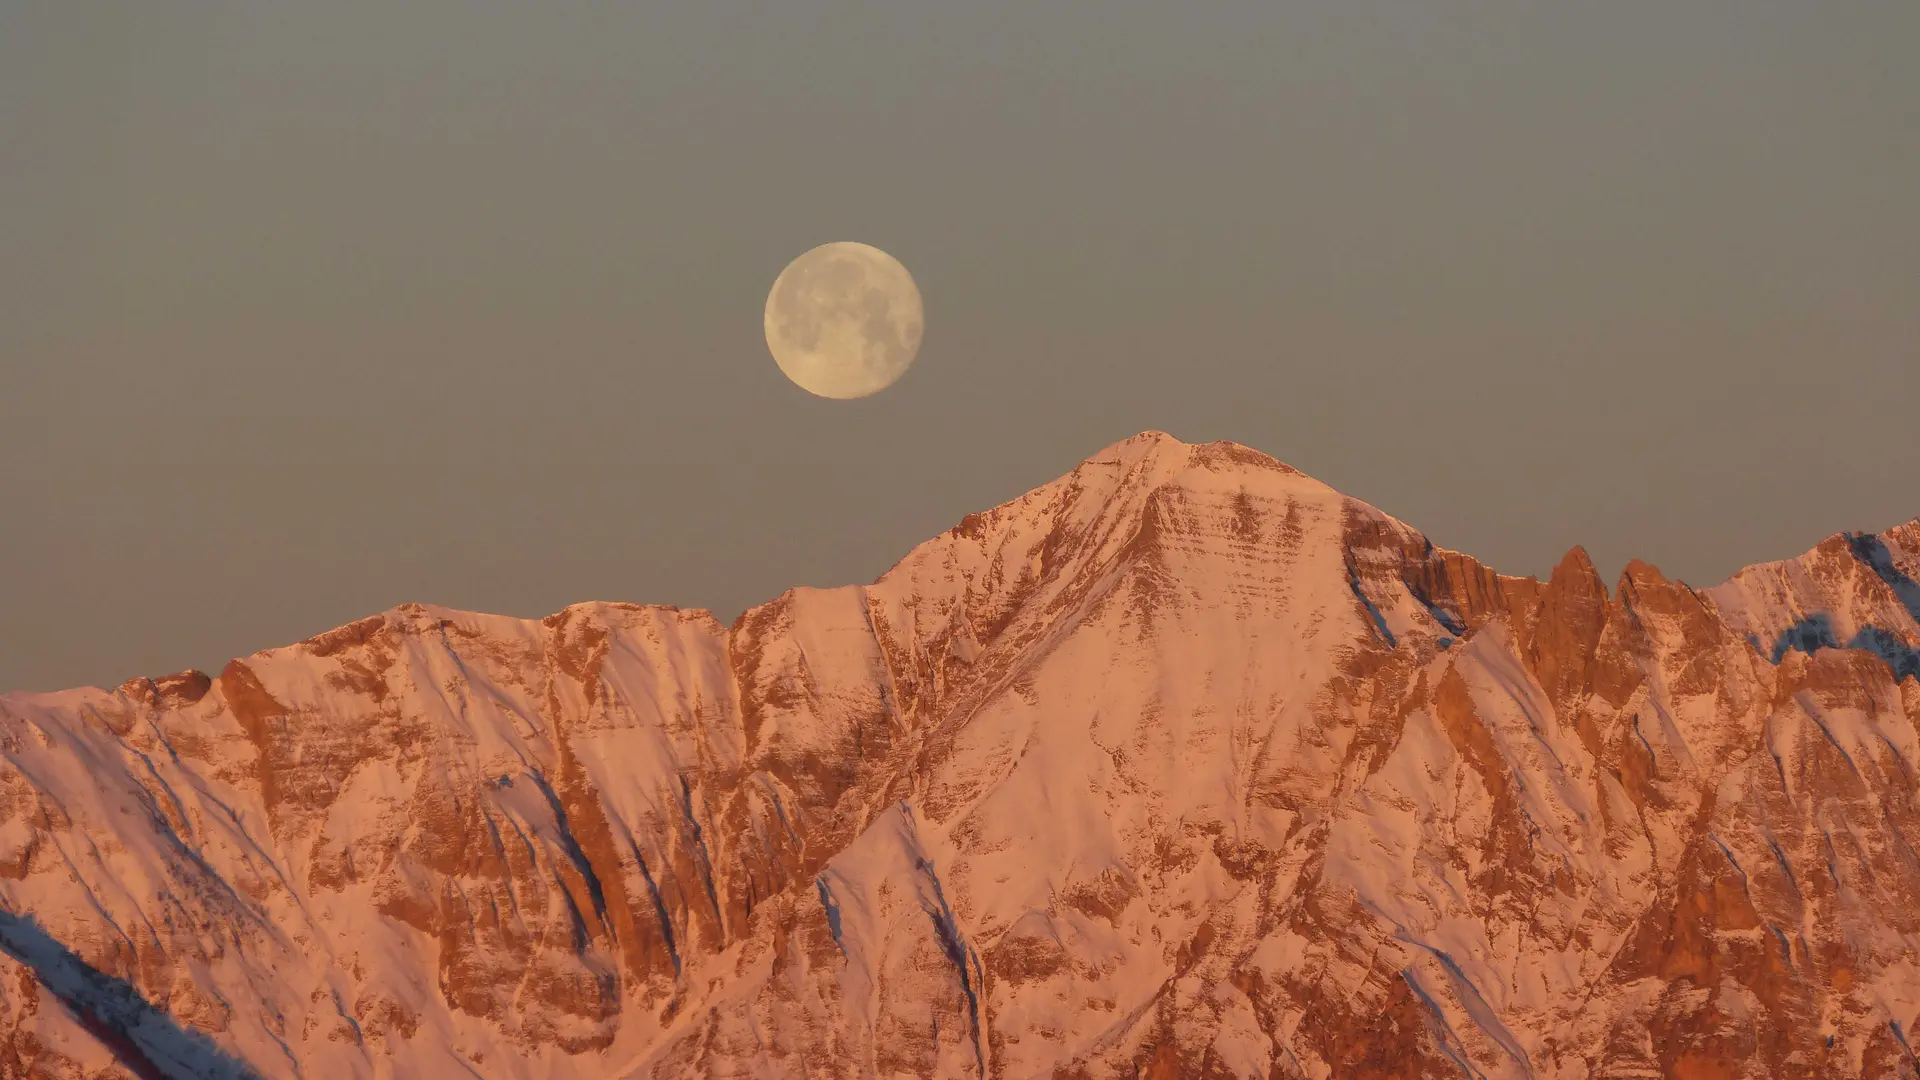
[1097,427,1187,453]
[2,434,1918,1077]
[1082,429,1309,482]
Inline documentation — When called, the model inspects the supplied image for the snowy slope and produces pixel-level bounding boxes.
[1,432,1917,1079]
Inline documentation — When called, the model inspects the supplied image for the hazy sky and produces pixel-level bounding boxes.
[4,2,1917,692]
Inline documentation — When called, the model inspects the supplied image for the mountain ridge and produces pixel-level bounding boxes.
[2,430,1918,1079]
[12,430,1913,710]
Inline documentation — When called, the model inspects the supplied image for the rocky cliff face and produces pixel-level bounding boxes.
[2,432,1917,1079]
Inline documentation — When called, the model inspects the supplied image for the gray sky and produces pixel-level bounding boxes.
[4,2,1917,693]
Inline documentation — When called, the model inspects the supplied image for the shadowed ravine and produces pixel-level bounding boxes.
[0,912,260,1080]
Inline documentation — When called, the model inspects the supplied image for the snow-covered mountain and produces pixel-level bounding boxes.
[3,432,1917,1079]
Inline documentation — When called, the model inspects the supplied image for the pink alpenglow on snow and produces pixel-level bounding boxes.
[2,432,1919,1078]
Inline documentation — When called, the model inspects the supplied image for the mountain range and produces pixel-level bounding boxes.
[2,431,1918,1079]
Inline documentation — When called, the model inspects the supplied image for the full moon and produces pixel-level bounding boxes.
[764,242,924,399]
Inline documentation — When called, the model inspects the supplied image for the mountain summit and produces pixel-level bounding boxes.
[3,433,1918,1078]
